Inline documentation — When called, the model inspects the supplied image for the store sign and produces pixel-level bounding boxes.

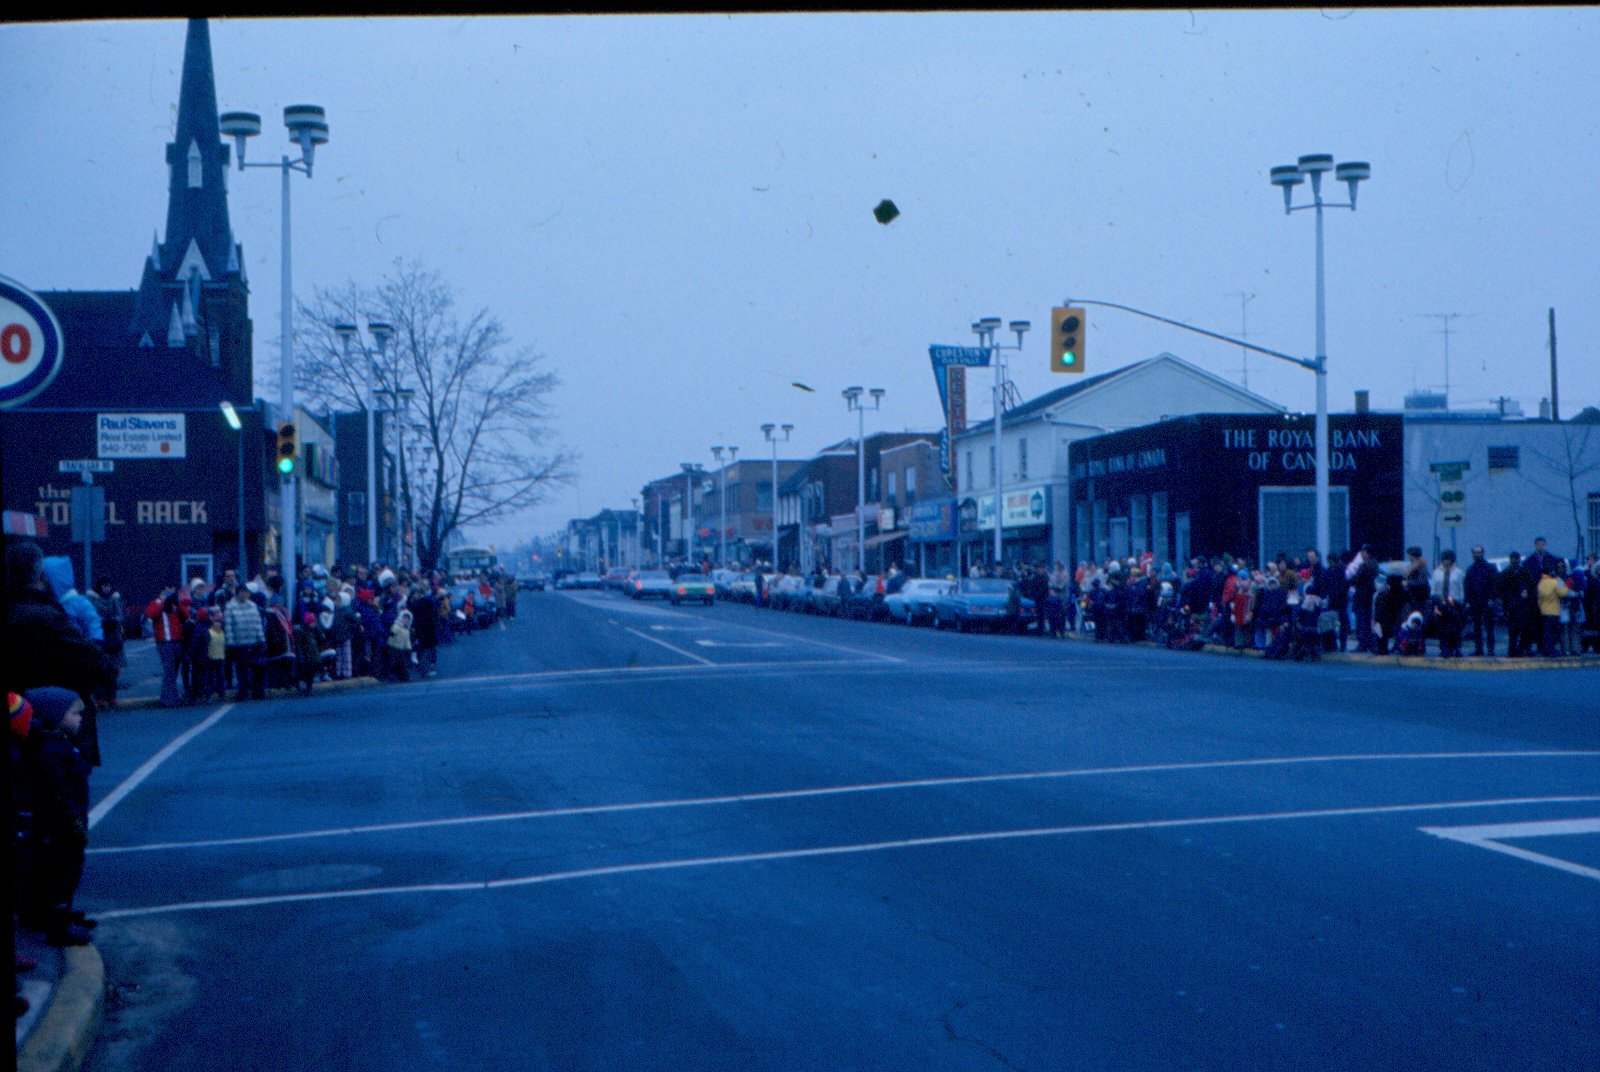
[878,507,896,531]
[1217,425,1382,473]
[98,413,186,458]
[972,484,1050,530]
[909,499,957,542]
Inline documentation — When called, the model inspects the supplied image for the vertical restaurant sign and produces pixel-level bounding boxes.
[929,345,988,486]
[98,413,187,458]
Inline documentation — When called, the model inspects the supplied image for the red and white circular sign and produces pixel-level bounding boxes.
[0,275,65,410]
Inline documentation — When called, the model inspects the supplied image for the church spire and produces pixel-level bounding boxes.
[132,18,243,340]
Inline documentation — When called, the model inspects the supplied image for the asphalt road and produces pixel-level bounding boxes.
[81,591,1600,1071]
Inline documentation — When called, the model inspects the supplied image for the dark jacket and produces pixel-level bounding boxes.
[1464,560,1498,608]
[27,727,91,842]
[407,593,439,649]
[4,589,112,766]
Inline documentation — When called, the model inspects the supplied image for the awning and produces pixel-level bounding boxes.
[864,531,905,549]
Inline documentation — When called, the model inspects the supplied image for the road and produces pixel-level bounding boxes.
[82,591,1600,1071]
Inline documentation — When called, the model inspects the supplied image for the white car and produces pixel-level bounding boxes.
[768,574,809,611]
[884,578,955,626]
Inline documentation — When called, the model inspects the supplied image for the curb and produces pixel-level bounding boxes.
[112,675,384,711]
[17,944,103,1072]
[1049,626,1597,670]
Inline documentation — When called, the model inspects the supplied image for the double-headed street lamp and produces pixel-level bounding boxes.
[680,462,705,561]
[971,317,1030,568]
[761,422,793,570]
[220,102,328,614]
[710,445,738,566]
[1269,152,1369,558]
[842,387,885,573]
[335,319,394,568]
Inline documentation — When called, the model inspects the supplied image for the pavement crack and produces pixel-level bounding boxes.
[939,997,1032,1072]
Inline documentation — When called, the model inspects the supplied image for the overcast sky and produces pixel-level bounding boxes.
[5,11,1598,550]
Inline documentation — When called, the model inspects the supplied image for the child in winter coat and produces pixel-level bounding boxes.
[387,609,414,683]
[1397,611,1428,657]
[21,687,94,946]
[292,612,324,695]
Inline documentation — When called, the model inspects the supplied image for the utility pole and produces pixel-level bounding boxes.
[1549,307,1559,421]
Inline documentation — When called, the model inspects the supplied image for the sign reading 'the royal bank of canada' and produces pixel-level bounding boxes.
[98,413,187,458]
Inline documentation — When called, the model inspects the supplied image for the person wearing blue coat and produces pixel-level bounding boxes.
[43,557,102,643]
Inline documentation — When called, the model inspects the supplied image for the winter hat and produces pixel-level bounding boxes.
[24,686,80,733]
[318,611,334,631]
[1405,611,1424,629]
[9,692,33,739]
[378,569,397,588]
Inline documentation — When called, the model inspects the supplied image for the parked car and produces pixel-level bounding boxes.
[803,575,851,617]
[628,570,676,600]
[729,571,762,603]
[884,578,954,625]
[669,572,715,606]
[568,571,605,590]
[711,568,740,599]
[603,566,632,591]
[932,578,1034,633]
[768,574,809,611]
[517,572,549,591]
[841,575,889,621]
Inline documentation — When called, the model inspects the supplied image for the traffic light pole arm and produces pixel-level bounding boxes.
[1064,298,1320,373]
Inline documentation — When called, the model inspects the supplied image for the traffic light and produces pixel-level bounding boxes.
[1051,306,1087,373]
[276,422,298,476]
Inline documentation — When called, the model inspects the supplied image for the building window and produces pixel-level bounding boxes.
[347,491,366,527]
[965,451,974,492]
[1589,493,1600,557]
[987,446,995,486]
[1131,494,1149,555]
[904,467,916,506]
[187,140,203,188]
[1487,445,1520,471]
[1017,437,1028,481]
[1152,492,1169,565]
[869,468,879,503]
[756,482,772,512]
[887,470,898,506]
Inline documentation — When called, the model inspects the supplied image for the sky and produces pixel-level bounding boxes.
[5,10,1599,551]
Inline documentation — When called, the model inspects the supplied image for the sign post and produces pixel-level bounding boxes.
[1430,460,1470,553]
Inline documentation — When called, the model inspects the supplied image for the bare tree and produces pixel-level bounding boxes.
[294,260,575,570]
[1527,423,1600,559]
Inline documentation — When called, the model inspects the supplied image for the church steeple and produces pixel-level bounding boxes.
[131,18,245,345]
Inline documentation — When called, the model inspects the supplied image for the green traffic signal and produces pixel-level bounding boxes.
[277,455,295,475]
[1061,351,1077,366]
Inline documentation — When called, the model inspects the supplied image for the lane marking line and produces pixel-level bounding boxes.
[89,703,235,831]
[1421,816,1600,884]
[90,750,1600,856]
[622,626,715,665]
[720,619,904,663]
[94,793,1600,920]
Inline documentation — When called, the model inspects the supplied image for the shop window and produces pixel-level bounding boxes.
[1131,495,1149,555]
[904,467,916,506]
[1258,487,1349,567]
[1152,492,1169,565]
[887,470,898,506]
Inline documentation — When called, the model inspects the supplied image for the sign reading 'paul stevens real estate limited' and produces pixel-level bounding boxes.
[98,413,187,458]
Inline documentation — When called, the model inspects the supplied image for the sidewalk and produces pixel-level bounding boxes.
[1051,624,1599,669]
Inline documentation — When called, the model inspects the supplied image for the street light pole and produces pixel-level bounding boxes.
[972,318,1029,570]
[842,389,884,573]
[220,401,250,575]
[711,446,728,567]
[221,103,329,616]
[1270,153,1369,559]
[680,463,703,563]
[762,423,792,570]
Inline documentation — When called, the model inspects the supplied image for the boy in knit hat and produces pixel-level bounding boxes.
[20,686,94,946]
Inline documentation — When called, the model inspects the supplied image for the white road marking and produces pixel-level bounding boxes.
[622,626,714,665]
[693,639,783,648]
[94,793,1600,920]
[89,703,235,831]
[1420,817,1600,884]
[90,750,1600,855]
[716,618,904,663]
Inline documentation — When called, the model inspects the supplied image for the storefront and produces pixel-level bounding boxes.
[908,497,959,577]
[957,482,1054,572]
[1068,413,1404,567]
